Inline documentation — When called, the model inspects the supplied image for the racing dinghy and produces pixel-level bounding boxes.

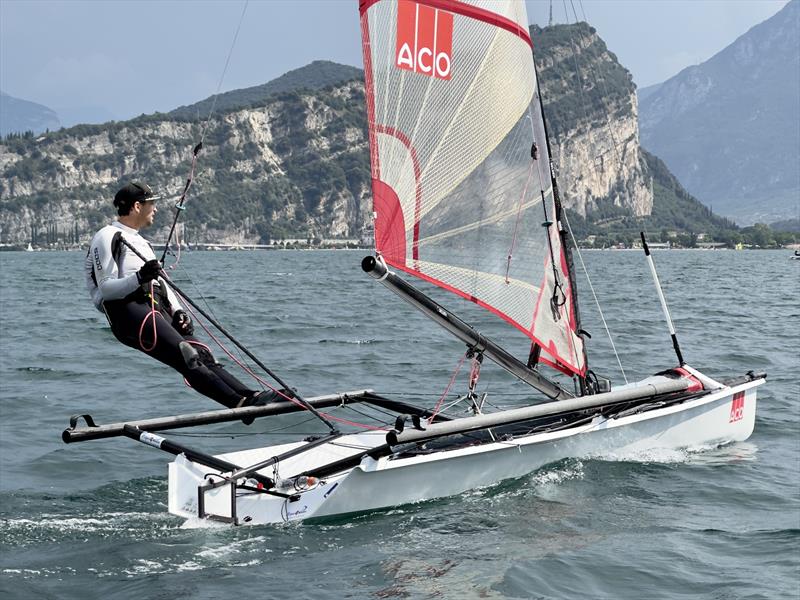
[63,0,765,526]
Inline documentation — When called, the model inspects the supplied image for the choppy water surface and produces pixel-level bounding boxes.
[1,249,798,599]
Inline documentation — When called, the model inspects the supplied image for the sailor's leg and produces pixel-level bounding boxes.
[209,364,254,396]
[171,341,250,408]
[187,340,254,397]
[104,301,248,408]
[184,337,292,408]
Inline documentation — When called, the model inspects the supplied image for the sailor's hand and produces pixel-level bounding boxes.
[137,259,161,284]
[172,310,194,336]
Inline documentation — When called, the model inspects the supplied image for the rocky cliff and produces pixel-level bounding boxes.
[0,82,372,246]
[532,23,652,217]
[0,25,653,247]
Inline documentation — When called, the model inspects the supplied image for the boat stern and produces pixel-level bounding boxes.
[167,432,387,526]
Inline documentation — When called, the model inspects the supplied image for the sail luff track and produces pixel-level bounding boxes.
[531,54,589,380]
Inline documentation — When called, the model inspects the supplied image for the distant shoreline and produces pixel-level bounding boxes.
[3,246,798,253]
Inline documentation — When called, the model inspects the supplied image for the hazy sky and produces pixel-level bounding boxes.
[0,0,790,124]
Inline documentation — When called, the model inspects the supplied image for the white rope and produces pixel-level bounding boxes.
[165,1,252,375]
[375,254,390,281]
[563,211,628,384]
[199,0,249,144]
[561,0,653,239]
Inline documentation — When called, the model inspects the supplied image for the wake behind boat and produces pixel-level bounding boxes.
[63,0,766,526]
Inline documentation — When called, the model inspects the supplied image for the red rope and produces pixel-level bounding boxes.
[137,281,160,352]
[428,352,468,424]
[504,161,536,283]
[469,355,482,391]
[173,291,388,430]
[183,305,269,386]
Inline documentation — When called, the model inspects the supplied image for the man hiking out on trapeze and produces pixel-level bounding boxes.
[84,181,283,413]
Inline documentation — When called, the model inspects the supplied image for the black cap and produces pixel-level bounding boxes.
[113,182,159,212]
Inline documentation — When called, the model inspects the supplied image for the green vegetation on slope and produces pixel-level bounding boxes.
[531,23,635,139]
[565,150,798,247]
[3,29,796,249]
[169,61,363,121]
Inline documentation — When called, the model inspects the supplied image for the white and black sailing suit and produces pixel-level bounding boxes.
[84,221,254,408]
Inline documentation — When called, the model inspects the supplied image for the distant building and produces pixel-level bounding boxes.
[320,238,360,247]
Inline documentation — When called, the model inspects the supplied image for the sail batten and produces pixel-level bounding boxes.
[360,0,586,376]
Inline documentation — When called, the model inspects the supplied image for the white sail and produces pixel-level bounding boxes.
[360,0,585,375]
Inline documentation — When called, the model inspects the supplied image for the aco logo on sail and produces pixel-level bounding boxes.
[395,0,453,80]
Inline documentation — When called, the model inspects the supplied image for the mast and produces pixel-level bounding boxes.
[532,45,590,394]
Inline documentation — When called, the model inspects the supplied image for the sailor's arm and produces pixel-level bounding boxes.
[92,230,140,301]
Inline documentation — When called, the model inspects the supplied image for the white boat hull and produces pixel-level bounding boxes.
[168,377,762,526]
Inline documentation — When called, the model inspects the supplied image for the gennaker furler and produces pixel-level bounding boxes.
[62,0,765,526]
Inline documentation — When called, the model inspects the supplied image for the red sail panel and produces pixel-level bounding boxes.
[360,0,585,376]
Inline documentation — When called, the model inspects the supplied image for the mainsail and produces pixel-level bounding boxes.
[359,0,586,376]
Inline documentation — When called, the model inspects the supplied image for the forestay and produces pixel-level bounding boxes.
[359,0,585,376]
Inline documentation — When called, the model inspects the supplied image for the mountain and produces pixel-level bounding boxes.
[54,105,119,128]
[0,25,752,249]
[636,83,662,104]
[565,149,740,247]
[0,92,61,137]
[0,81,372,247]
[168,61,363,121]
[770,217,800,233]
[531,23,652,218]
[639,0,800,225]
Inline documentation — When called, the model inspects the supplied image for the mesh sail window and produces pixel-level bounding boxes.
[360,0,585,376]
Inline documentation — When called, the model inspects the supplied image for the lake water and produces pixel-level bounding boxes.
[1,249,798,599]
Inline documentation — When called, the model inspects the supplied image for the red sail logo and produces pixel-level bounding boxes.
[396,0,453,80]
[729,392,745,423]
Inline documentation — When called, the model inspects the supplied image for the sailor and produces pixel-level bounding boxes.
[84,182,281,412]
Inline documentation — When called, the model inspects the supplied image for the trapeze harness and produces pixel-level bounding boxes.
[84,222,253,408]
